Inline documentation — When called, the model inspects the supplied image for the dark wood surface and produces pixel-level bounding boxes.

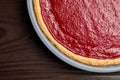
[0,0,120,80]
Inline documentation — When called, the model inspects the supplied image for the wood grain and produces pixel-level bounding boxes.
[0,0,120,80]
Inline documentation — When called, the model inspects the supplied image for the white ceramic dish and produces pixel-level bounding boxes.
[27,0,120,73]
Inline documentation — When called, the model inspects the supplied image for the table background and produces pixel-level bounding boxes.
[0,0,120,80]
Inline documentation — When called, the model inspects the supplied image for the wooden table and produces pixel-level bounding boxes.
[0,0,120,80]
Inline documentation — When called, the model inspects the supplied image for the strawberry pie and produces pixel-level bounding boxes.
[33,0,120,66]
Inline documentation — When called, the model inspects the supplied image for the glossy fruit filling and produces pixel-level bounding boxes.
[39,0,120,59]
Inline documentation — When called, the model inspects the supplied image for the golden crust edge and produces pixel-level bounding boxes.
[33,0,120,66]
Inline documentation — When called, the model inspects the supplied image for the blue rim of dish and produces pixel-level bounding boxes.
[27,0,120,73]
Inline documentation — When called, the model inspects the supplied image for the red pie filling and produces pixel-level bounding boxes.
[39,0,120,59]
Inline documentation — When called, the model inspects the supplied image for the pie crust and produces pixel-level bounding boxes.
[33,0,120,66]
